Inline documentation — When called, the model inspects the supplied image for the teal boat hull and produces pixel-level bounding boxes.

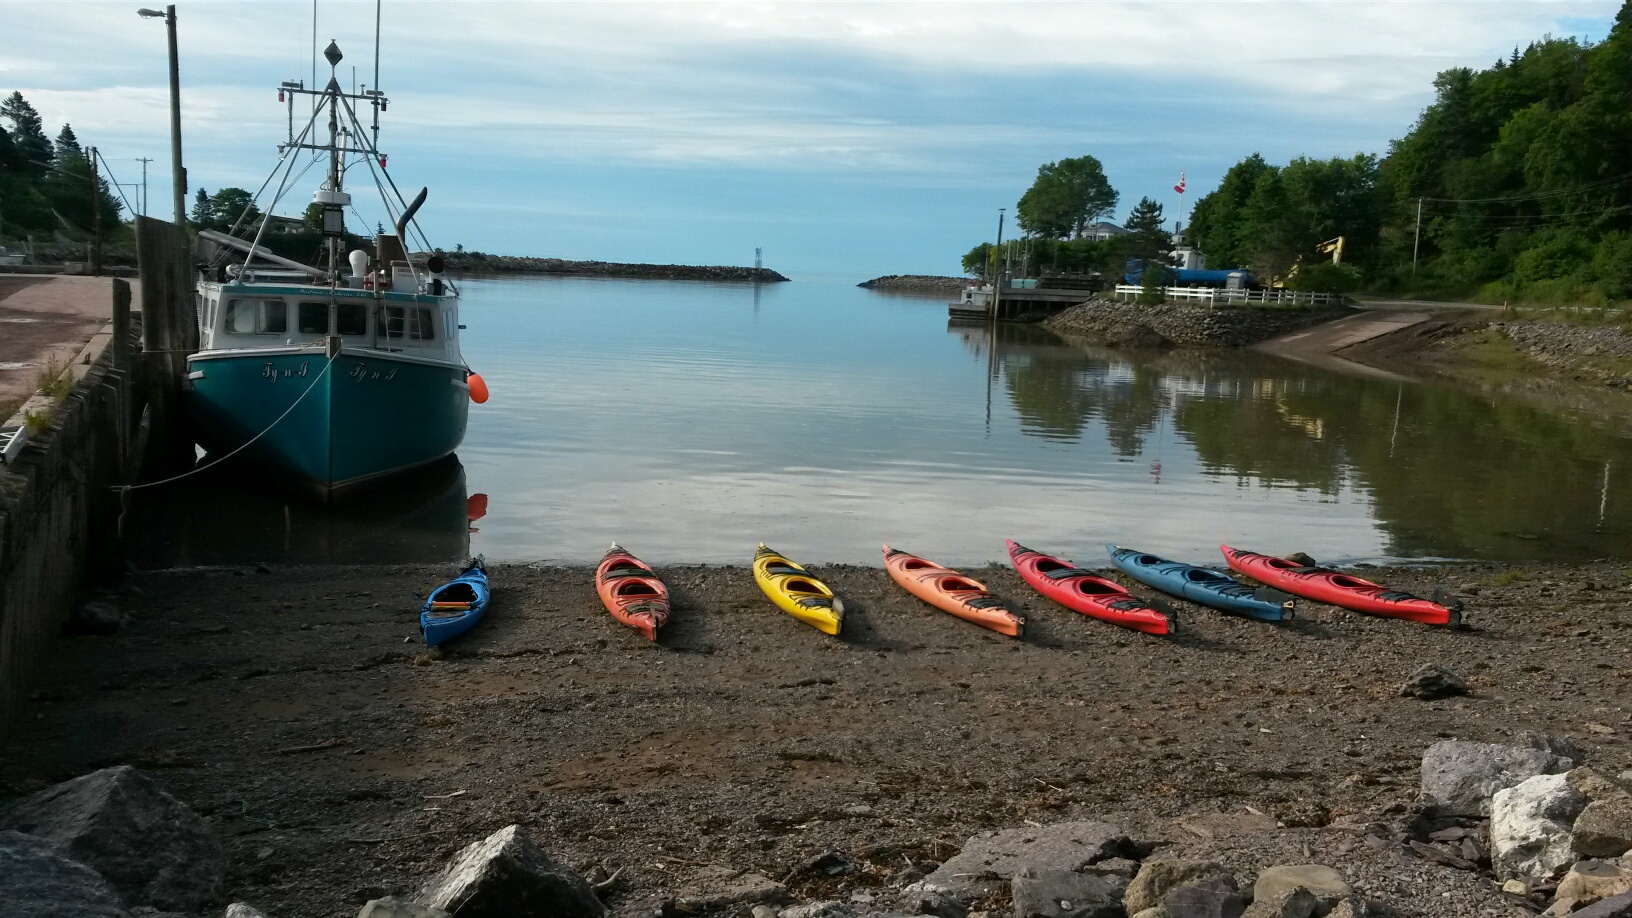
[184,347,469,501]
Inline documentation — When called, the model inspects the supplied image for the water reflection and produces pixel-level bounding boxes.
[966,321,1632,561]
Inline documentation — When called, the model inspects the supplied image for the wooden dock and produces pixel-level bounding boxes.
[947,286,1097,322]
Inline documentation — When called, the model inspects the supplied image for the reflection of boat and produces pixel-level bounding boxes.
[185,41,473,501]
[127,455,474,566]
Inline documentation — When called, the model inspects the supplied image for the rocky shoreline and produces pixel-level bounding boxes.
[857,275,969,291]
[1043,299,1355,349]
[4,558,1631,917]
[439,251,789,283]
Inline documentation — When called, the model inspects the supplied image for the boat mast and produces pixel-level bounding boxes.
[323,40,344,282]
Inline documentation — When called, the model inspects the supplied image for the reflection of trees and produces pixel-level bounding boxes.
[950,320,1632,560]
[957,323,1167,452]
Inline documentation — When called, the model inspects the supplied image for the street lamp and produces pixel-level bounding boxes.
[138,5,185,226]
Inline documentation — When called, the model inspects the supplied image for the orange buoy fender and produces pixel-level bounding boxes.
[467,371,489,404]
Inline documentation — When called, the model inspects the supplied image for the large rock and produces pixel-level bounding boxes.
[1010,868,1123,918]
[225,906,269,918]
[779,905,856,918]
[1572,892,1632,918]
[1419,740,1573,817]
[1558,861,1632,906]
[924,822,1137,899]
[1242,888,1319,918]
[0,830,128,918]
[1252,866,1349,916]
[1575,797,1632,858]
[1125,861,1234,915]
[1399,664,1467,700]
[359,898,453,918]
[416,825,605,918]
[0,766,223,912]
[1163,878,1245,918]
[1492,773,1588,880]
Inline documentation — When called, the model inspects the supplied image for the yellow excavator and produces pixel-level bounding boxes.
[1273,236,1346,288]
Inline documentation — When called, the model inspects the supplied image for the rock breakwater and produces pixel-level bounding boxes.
[1044,298,1354,348]
[438,251,788,283]
[856,275,968,291]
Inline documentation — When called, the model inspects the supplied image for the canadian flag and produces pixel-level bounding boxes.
[1173,172,1186,195]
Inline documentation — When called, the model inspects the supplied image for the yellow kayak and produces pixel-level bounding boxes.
[753,543,844,635]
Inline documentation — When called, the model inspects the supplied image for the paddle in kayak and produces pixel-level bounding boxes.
[596,543,670,641]
[753,543,844,635]
[1220,544,1462,626]
[883,545,1024,637]
[1107,544,1293,623]
[1006,540,1175,636]
[421,556,490,647]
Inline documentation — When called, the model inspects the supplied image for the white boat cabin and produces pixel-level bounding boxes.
[195,279,463,365]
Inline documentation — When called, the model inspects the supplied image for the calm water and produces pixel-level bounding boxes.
[132,274,1632,568]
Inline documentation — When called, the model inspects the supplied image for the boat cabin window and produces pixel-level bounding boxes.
[224,299,287,335]
[337,303,367,336]
[298,302,329,335]
[383,305,436,341]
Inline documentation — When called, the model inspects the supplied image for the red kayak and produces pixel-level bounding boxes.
[595,543,670,640]
[1006,540,1175,636]
[1220,545,1461,626]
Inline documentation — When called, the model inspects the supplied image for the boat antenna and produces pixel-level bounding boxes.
[324,39,344,281]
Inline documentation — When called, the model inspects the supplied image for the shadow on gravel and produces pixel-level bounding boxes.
[830,598,911,652]
[652,585,720,654]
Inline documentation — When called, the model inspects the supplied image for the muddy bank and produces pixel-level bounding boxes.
[440,251,789,283]
[2,558,1629,916]
[1045,299,1354,348]
[857,275,968,291]
[1339,316,1632,425]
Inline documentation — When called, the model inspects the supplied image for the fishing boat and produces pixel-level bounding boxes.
[421,556,490,646]
[595,543,670,641]
[183,40,482,501]
[1107,544,1293,622]
[753,544,844,635]
[1007,540,1175,635]
[883,545,1024,637]
[1221,545,1462,626]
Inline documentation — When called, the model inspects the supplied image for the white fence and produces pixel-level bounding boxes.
[1112,286,1345,307]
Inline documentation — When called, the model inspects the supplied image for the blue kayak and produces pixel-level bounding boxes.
[1106,544,1293,622]
[420,556,490,646]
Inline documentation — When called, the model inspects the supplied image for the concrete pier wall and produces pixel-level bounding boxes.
[0,282,136,733]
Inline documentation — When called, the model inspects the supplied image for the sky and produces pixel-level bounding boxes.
[4,1,1621,277]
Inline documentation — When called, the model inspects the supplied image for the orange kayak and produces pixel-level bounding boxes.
[883,545,1025,638]
[595,543,670,641]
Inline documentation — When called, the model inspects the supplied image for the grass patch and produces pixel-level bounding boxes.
[1494,570,1532,587]
[23,407,52,436]
[33,355,72,399]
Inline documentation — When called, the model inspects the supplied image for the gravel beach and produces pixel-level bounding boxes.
[4,558,1629,917]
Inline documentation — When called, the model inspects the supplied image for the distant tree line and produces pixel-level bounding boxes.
[0,92,124,239]
[1190,1,1632,303]
[967,1,1632,304]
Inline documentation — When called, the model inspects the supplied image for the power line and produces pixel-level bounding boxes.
[1419,170,1632,204]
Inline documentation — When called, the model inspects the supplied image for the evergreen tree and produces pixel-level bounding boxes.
[1124,196,1170,264]
[190,188,213,228]
[0,125,19,175]
[54,124,81,164]
[0,92,51,175]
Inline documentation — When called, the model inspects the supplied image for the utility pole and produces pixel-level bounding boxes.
[1412,197,1423,276]
[88,147,103,276]
[139,6,186,224]
[136,156,154,216]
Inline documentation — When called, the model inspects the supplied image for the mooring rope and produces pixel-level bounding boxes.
[112,351,339,535]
